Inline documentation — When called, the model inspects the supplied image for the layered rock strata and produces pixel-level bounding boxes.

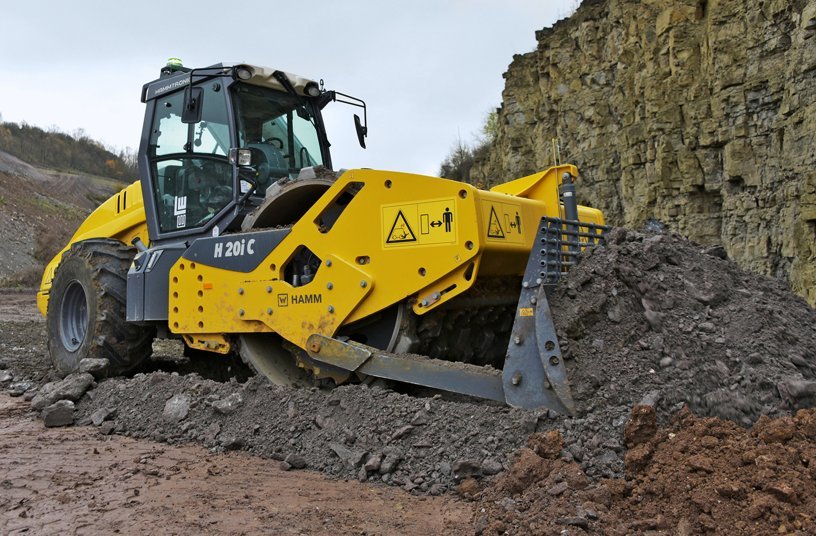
[474,0,816,305]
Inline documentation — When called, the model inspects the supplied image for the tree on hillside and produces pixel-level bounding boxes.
[438,109,498,186]
[439,137,474,183]
[0,121,137,180]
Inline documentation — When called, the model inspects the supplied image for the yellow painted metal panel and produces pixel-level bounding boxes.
[168,253,372,350]
[168,166,597,352]
[37,181,149,316]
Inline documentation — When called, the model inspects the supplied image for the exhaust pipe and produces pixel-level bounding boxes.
[559,172,579,255]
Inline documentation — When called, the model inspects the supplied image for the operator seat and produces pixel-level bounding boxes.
[247,143,290,188]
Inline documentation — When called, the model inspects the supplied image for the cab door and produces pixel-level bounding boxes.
[145,81,236,239]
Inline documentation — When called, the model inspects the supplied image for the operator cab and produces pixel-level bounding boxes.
[235,83,324,182]
[138,60,366,243]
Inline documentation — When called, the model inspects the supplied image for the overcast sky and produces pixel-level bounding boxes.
[0,1,576,176]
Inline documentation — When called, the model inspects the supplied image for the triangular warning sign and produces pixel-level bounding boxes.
[487,206,505,238]
[386,210,417,243]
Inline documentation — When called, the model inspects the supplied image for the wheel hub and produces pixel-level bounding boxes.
[60,280,88,352]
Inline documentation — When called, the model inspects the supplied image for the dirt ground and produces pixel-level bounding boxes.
[0,291,472,535]
[0,289,42,322]
[3,225,816,535]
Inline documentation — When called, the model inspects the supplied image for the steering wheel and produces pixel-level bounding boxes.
[266,137,284,150]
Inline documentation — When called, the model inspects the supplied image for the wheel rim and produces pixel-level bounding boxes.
[60,280,89,352]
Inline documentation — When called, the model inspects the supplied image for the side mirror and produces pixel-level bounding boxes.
[328,90,369,149]
[182,86,204,124]
[354,114,367,149]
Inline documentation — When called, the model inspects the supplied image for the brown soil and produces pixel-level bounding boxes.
[0,294,473,534]
[471,405,816,535]
[0,396,471,535]
[0,288,43,322]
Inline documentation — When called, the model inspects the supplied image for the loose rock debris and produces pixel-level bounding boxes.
[1,228,814,530]
[67,230,816,491]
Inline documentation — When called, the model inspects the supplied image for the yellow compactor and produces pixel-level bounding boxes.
[39,60,605,414]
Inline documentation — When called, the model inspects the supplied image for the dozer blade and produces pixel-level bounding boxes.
[303,215,610,415]
[501,283,575,414]
[502,216,606,415]
[304,333,574,413]
[304,334,507,404]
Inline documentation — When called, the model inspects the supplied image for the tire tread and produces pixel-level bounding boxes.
[47,239,155,376]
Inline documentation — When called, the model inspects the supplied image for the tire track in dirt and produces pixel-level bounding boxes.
[0,396,471,535]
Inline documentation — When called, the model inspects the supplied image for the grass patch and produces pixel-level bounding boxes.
[86,191,110,206]
[0,265,43,289]
[35,227,66,263]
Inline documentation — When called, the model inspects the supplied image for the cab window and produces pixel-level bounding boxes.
[233,83,324,194]
[148,82,233,233]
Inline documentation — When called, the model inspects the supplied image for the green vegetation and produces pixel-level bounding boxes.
[86,191,111,205]
[0,121,136,181]
[438,109,497,186]
[30,195,86,220]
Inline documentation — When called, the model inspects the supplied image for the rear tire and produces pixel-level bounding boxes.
[46,239,155,377]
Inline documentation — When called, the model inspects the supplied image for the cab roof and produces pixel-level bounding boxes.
[141,62,319,103]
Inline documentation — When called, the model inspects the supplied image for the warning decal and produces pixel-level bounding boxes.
[487,206,505,238]
[382,198,457,248]
[482,200,524,244]
[386,210,417,244]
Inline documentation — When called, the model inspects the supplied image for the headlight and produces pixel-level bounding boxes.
[305,82,320,97]
[229,148,253,166]
[234,65,254,81]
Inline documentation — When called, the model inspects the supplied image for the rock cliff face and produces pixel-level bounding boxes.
[474,0,816,306]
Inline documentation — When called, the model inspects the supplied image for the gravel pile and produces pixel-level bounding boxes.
[78,374,536,494]
[471,406,816,535]
[57,228,815,488]
[536,228,816,478]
